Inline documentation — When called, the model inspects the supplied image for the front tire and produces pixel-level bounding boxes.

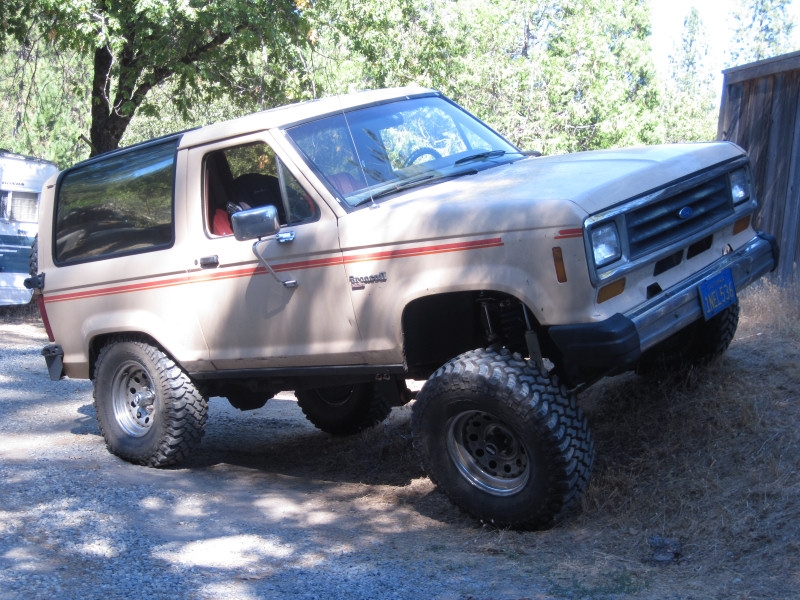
[412,348,594,530]
[295,382,392,435]
[93,338,208,467]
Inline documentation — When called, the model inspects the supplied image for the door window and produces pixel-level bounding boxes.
[204,142,319,236]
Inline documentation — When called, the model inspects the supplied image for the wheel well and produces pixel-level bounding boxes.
[401,291,538,379]
[88,332,165,380]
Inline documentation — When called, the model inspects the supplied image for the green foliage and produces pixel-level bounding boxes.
[300,0,459,94]
[729,0,797,66]
[302,0,661,155]
[657,8,718,143]
[2,0,312,156]
[520,0,660,152]
[4,0,792,166]
[0,37,91,167]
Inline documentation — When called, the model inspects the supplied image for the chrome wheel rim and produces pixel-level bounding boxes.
[446,410,530,496]
[111,360,157,437]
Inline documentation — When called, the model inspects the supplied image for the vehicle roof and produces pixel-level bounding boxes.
[61,87,437,172]
[177,86,436,149]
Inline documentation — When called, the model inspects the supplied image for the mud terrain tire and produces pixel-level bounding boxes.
[93,337,208,467]
[412,347,594,530]
[29,234,38,277]
[295,382,392,435]
[638,302,740,375]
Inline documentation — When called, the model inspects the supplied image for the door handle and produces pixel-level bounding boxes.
[276,231,295,243]
[199,255,219,268]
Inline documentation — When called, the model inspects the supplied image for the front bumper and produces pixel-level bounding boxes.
[548,232,778,371]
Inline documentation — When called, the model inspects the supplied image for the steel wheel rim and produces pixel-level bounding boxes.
[111,360,157,437]
[446,409,530,497]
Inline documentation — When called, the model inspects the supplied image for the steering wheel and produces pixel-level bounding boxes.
[404,147,442,167]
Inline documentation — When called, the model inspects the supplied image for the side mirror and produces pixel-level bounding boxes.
[231,205,280,241]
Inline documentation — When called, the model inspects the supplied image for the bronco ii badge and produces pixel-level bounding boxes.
[350,272,387,290]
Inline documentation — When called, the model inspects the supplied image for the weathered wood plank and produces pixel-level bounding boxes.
[745,77,774,227]
[723,49,800,85]
[718,82,743,142]
[717,53,800,282]
[775,75,800,281]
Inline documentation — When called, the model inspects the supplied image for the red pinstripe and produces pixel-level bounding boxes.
[43,237,504,304]
[554,228,583,240]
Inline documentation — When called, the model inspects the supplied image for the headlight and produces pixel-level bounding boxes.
[591,222,621,267]
[729,168,751,205]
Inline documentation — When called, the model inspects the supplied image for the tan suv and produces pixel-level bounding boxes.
[29,87,778,529]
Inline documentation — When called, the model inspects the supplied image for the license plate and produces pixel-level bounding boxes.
[698,268,737,320]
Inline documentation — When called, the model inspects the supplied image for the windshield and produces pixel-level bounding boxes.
[286,95,520,207]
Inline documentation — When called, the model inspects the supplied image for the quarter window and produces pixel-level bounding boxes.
[55,139,177,264]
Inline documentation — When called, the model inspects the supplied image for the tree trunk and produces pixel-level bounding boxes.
[88,46,133,156]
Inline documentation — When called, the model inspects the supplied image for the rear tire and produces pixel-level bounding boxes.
[295,382,392,435]
[93,337,207,467]
[412,347,594,530]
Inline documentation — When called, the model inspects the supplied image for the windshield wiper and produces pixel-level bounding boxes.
[352,166,486,207]
[357,174,437,204]
[453,150,509,165]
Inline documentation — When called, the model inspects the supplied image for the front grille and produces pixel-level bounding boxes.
[626,175,733,258]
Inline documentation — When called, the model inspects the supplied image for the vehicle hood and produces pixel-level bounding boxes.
[337,142,745,248]
[513,142,742,213]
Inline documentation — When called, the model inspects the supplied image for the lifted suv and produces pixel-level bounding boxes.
[29,87,778,529]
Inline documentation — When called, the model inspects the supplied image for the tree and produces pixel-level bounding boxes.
[2,1,312,156]
[0,0,27,54]
[298,0,462,95]
[0,0,699,165]
[659,7,718,142]
[535,0,660,152]
[728,0,797,66]
[0,32,91,166]
[437,0,659,154]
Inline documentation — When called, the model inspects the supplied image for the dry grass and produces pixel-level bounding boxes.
[568,279,800,597]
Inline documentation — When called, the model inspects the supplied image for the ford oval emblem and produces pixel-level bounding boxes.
[678,206,693,220]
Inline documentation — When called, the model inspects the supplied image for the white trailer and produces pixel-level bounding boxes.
[0,150,58,306]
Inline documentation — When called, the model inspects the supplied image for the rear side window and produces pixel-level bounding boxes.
[54,139,177,264]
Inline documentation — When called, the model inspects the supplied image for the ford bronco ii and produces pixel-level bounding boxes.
[28,87,778,529]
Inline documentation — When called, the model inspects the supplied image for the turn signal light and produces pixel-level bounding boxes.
[733,215,751,235]
[552,247,567,283]
[598,278,626,303]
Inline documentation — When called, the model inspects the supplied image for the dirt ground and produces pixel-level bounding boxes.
[1,284,798,599]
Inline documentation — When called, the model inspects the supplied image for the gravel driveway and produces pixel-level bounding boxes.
[1,320,565,600]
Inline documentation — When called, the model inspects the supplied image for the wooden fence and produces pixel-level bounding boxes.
[718,50,800,282]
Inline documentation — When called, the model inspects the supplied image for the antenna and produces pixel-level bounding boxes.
[340,100,377,209]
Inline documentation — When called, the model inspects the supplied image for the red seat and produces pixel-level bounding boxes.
[212,208,233,236]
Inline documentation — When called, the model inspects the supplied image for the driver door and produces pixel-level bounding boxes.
[185,134,362,370]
